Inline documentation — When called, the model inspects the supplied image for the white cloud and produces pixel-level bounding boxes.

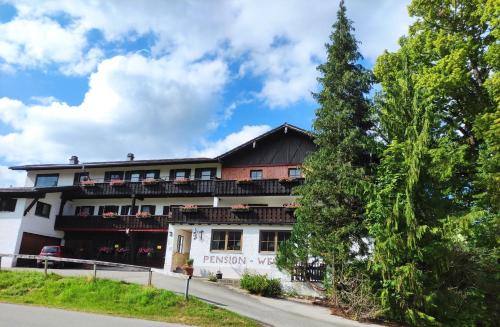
[0,53,228,164]
[2,0,411,102]
[193,125,271,158]
[0,166,25,187]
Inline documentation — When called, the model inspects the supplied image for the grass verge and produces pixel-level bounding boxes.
[0,271,260,327]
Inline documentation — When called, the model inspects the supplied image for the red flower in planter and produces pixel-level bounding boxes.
[173,177,190,185]
[231,204,250,212]
[142,178,160,185]
[102,212,118,219]
[110,179,126,186]
[80,179,96,187]
[236,178,253,185]
[136,211,152,219]
[180,204,198,212]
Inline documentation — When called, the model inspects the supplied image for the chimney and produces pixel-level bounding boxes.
[127,153,135,161]
[69,155,79,164]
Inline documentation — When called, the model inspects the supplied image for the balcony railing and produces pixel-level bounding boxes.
[54,215,169,231]
[55,207,296,230]
[169,207,296,225]
[214,178,303,196]
[62,178,304,199]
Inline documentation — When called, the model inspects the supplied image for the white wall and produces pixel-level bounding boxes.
[25,163,222,186]
[164,224,292,281]
[0,198,26,267]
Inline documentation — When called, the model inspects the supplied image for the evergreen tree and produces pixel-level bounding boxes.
[369,0,499,325]
[277,1,376,316]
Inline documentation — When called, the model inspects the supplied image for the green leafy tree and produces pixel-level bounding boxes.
[277,1,377,316]
[369,0,499,325]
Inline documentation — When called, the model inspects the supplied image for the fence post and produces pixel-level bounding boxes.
[148,268,152,287]
[185,276,192,300]
[93,264,97,280]
[44,258,48,276]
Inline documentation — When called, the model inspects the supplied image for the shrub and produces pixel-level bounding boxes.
[207,273,217,282]
[240,273,282,298]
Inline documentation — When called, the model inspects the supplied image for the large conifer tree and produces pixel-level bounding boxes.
[277,0,375,306]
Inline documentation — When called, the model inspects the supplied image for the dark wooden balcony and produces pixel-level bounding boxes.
[214,178,303,196]
[63,180,214,199]
[170,207,296,225]
[60,178,303,199]
[55,215,169,231]
[55,207,296,230]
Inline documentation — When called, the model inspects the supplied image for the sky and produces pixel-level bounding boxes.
[0,0,412,187]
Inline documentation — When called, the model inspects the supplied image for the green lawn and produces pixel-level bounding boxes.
[0,271,260,327]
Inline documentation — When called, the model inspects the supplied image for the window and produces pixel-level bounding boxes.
[35,174,59,187]
[0,198,17,212]
[120,205,138,215]
[130,172,142,182]
[35,201,51,218]
[104,171,124,182]
[195,168,216,180]
[176,235,184,253]
[170,169,191,180]
[162,205,170,215]
[250,170,263,180]
[75,206,94,216]
[259,231,291,253]
[73,172,89,185]
[210,230,242,252]
[288,168,301,178]
[144,170,160,179]
[140,205,156,214]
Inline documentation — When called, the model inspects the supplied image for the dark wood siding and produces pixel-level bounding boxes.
[221,129,316,166]
[17,232,61,267]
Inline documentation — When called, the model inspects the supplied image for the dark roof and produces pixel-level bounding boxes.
[0,186,77,198]
[9,123,312,171]
[216,123,313,160]
[10,157,217,171]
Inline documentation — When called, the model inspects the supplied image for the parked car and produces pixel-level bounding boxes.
[37,245,73,268]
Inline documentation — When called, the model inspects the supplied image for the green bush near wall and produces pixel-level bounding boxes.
[240,273,282,298]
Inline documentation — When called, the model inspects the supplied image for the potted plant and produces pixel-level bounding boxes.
[80,179,96,187]
[231,204,250,212]
[138,247,154,257]
[283,203,300,212]
[183,258,194,276]
[142,178,160,185]
[180,204,198,212]
[279,177,299,184]
[173,177,190,185]
[136,211,152,219]
[102,211,118,219]
[110,179,126,186]
[77,212,90,218]
[236,178,253,185]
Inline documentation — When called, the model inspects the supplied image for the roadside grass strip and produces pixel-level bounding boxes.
[0,271,260,327]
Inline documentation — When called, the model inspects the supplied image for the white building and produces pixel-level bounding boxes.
[0,123,316,281]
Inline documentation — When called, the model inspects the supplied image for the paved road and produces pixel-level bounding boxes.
[0,302,186,327]
[10,268,380,327]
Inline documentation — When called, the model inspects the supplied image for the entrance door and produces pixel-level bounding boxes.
[172,231,191,272]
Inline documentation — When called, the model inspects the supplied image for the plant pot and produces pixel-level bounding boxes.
[183,266,194,277]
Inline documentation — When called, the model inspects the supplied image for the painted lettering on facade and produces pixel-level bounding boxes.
[203,255,276,266]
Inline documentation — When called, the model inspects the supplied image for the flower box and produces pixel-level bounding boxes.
[283,203,300,211]
[180,204,198,212]
[138,247,154,257]
[173,178,191,185]
[231,204,250,212]
[236,179,254,185]
[102,212,118,219]
[279,177,299,184]
[80,180,96,187]
[136,211,152,219]
[142,178,160,185]
[110,179,126,186]
[98,246,113,255]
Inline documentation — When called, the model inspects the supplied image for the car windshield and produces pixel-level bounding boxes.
[41,246,59,253]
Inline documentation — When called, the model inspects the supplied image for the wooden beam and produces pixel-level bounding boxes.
[24,197,39,216]
[58,198,67,216]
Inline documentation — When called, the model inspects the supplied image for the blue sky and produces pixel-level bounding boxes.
[0,0,411,186]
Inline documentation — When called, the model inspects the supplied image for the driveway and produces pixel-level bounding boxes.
[0,302,186,327]
[11,268,380,327]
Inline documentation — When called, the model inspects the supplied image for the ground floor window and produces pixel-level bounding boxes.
[259,230,291,253]
[0,198,17,212]
[210,230,242,252]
